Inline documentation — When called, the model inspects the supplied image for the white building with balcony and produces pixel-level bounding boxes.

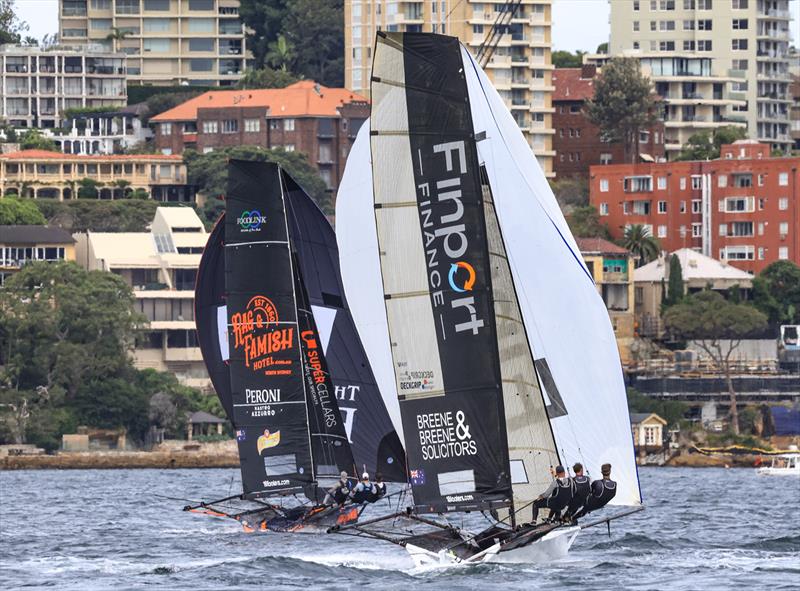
[74,207,210,388]
[0,43,127,129]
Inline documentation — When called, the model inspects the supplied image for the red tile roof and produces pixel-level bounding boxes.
[151,80,369,123]
[0,150,183,161]
[552,68,595,102]
[575,237,629,255]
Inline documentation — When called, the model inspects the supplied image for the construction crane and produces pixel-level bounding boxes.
[474,0,524,68]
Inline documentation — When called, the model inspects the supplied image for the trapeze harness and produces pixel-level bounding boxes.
[565,474,592,517]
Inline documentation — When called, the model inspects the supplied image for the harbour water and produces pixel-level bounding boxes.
[1,467,798,590]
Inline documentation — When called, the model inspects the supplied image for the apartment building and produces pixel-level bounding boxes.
[74,207,209,388]
[58,0,250,86]
[576,237,636,364]
[344,0,556,176]
[52,105,152,155]
[0,226,76,286]
[0,149,195,202]
[552,64,665,179]
[150,81,369,194]
[584,52,748,160]
[609,0,793,152]
[791,51,799,150]
[589,140,799,274]
[0,43,126,129]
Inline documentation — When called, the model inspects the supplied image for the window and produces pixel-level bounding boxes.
[634,0,640,9]
[732,0,747,8]
[658,200,667,213]
[779,247,789,260]
[143,0,169,9]
[691,176,702,190]
[683,0,695,7]
[473,24,483,34]
[188,0,213,9]
[698,0,712,8]
[600,153,612,165]
[778,173,788,186]
[658,225,667,238]
[222,119,238,133]
[723,246,754,260]
[732,59,748,71]
[187,18,213,33]
[719,223,727,236]
[697,19,711,30]
[732,39,748,51]
[680,200,686,213]
[284,119,295,131]
[683,40,695,51]
[779,197,788,210]
[683,20,695,30]
[650,21,657,31]
[90,18,112,30]
[732,18,748,29]
[692,223,702,237]
[697,40,712,51]
[600,179,609,192]
[659,41,675,51]
[143,38,170,52]
[143,18,170,32]
[284,144,295,152]
[659,20,675,31]
[633,21,640,31]
[202,120,218,133]
[656,177,666,191]
[779,222,789,236]
[718,175,727,188]
[190,58,212,71]
[91,0,111,8]
[730,222,754,236]
[189,38,213,51]
[692,200,702,213]
[115,0,139,14]
[160,122,172,135]
[244,118,260,132]
[600,203,609,216]
[758,247,764,260]
[623,176,653,192]
[724,197,755,212]
[758,222,765,235]
[680,178,686,190]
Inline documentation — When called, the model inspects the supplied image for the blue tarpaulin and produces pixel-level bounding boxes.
[771,406,800,436]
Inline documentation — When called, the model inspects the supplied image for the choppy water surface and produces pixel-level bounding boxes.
[1,467,798,590]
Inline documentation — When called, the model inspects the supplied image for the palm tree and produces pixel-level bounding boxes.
[622,224,660,267]
[266,35,294,72]
[105,27,130,52]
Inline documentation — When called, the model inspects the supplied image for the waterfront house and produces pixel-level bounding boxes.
[630,412,668,456]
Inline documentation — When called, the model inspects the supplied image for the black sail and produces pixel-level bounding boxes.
[370,32,512,512]
[282,174,406,481]
[225,160,313,497]
[195,214,233,421]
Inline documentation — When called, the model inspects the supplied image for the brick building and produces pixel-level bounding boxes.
[552,65,664,179]
[150,81,369,195]
[589,140,799,274]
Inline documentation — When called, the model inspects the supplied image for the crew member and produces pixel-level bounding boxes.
[564,462,591,520]
[350,472,374,504]
[367,472,387,503]
[530,465,575,524]
[323,471,353,506]
[576,463,617,518]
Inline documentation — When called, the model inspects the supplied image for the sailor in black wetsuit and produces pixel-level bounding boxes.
[323,471,353,506]
[350,472,375,504]
[564,462,591,520]
[576,463,617,518]
[531,465,575,524]
[367,472,386,503]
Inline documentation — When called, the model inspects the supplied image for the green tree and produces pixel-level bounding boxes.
[19,129,57,151]
[621,224,660,267]
[665,253,684,306]
[663,291,768,434]
[674,126,748,161]
[282,0,344,87]
[0,197,46,225]
[239,0,290,69]
[0,262,144,444]
[33,199,163,232]
[585,58,659,163]
[105,27,130,52]
[596,42,608,54]
[77,178,101,199]
[236,67,299,90]
[144,90,204,123]
[627,388,687,428]
[266,34,294,72]
[752,260,800,326]
[552,50,585,68]
[566,205,611,239]
[0,0,28,44]
[184,146,331,216]
[549,176,588,209]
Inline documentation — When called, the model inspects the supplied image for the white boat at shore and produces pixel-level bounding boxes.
[757,450,800,476]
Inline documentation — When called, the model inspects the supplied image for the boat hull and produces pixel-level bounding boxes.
[756,467,800,476]
[405,526,581,567]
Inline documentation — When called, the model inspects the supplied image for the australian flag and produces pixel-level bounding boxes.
[236,429,246,442]
[410,469,426,486]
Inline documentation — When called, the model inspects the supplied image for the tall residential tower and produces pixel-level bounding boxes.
[609,0,793,152]
[344,0,555,176]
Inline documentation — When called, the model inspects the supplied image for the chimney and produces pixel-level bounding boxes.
[581,64,597,79]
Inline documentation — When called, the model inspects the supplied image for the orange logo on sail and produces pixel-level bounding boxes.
[231,295,294,372]
[448,261,476,293]
[256,429,280,454]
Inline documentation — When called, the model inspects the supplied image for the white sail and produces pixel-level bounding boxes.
[460,46,641,507]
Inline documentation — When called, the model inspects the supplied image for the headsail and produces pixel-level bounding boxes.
[369,32,512,513]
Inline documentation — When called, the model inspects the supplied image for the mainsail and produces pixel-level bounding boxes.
[195,160,404,494]
[337,32,641,516]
